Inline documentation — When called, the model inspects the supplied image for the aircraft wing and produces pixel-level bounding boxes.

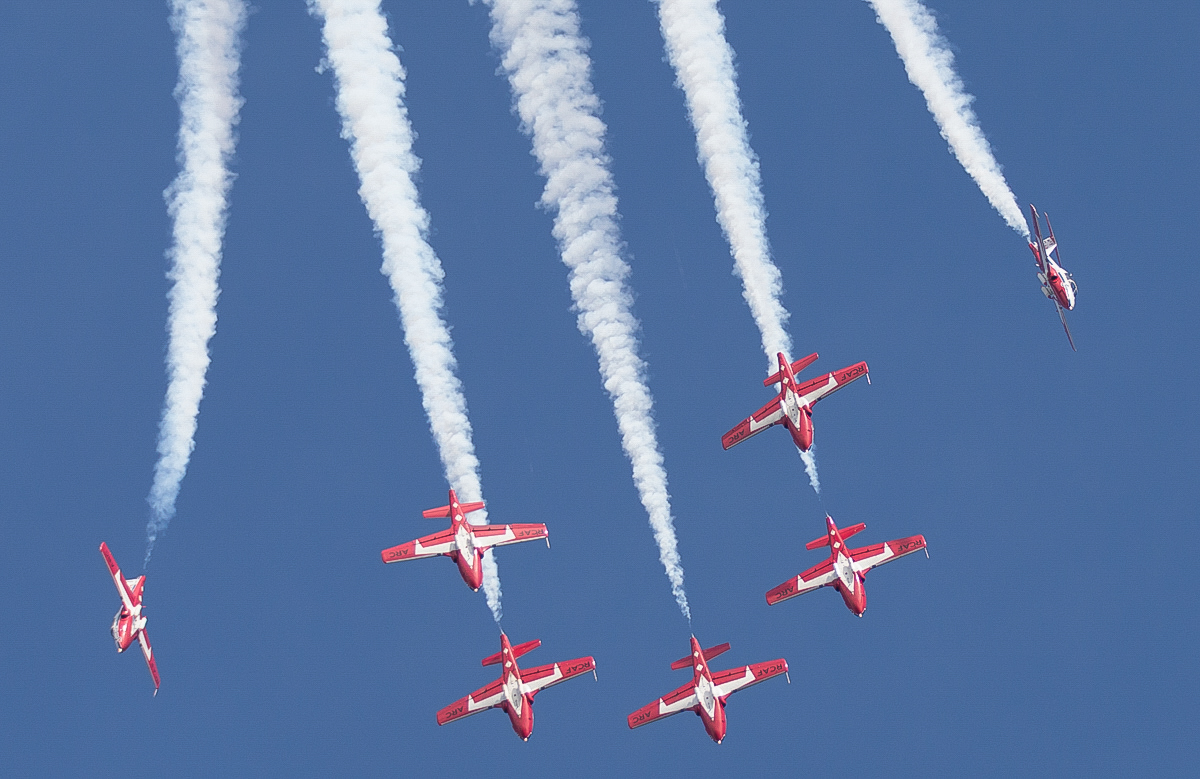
[711,659,789,700]
[721,396,784,450]
[519,656,596,698]
[765,557,837,605]
[1056,303,1077,351]
[471,523,549,551]
[99,543,136,613]
[137,630,161,694]
[850,535,927,574]
[380,528,456,564]
[436,678,506,726]
[628,680,699,729]
[794,362,869,407]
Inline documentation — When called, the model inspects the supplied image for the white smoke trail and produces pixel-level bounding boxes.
[653,1,824,491]
[309,0,502,620]
[482,0,690,620]
[866,0,1029,238]
[145,0,247,564]
[653,0,791,370]
[799,448,820,494]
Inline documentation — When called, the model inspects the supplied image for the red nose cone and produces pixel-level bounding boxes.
[458,552,484,591]
[796,409,814,450]
[509,703,534,741]
[850,587,867,616]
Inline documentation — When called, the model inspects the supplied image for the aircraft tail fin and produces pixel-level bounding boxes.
[482,639,541,666]
[671,642,731,670]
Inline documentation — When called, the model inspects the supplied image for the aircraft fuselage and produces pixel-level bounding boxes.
[687,638,728,744]
[450,513,485,591]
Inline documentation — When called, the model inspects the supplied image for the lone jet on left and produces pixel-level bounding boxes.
[380,488,549,591]
[99,542,160,694]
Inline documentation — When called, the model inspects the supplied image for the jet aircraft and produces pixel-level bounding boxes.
[1028,204,1078,350]
[628,637,788,743]
[766,515,927,616]
[722,352,869,453]
[436,633,596,741]
[99,542,161,694]
[380,488,548,591]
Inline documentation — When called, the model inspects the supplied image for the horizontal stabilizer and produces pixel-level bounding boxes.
[421,501,485,519]
[482,638,541,666]
[805,521,866,549]
[671,642,731,670]
[764,353,819,387]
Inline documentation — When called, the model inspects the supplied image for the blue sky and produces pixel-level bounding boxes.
[2,1,1197,775]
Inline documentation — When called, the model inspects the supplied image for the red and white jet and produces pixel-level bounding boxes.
[722,352,869,453]
[380,488,549,592]
[99,542,160,694]
[627,637,789,744]
[436,633,596,741]
[766,515,927,617]
[1028,204,1078,351]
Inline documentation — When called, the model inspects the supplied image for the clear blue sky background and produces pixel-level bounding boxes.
[2,1,1197,775]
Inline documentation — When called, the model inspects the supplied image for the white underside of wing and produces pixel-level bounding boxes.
[657,690,699,718]
[520,664,564,695]
[798,375,837,406]
[713,667,755,698]
[852,544,895,573]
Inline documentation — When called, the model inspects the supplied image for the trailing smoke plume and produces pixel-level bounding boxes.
[653,0,792,369]
[482,0,690,620]
[654,0,823,492]
[310,0,502,620]
[866,0,1029,237]
[146,0,247,564]
[800,448,820,494]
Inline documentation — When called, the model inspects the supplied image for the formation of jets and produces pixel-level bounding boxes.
[98,207,1075,740]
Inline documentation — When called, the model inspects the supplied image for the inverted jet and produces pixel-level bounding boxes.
[628,637,788,743]
[722,352,868,453]
[437,633,596,741]
[766,515,927,617]
[381,488,548,591]
[1028,204,1078,350]
[99,542,161,694]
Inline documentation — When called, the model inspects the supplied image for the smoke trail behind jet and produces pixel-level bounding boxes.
[482,0,690,620]
[310,0,502,620]
[654,1,827,491]
[145,0,247,564]
[866,0,1029,238]
[800,449,820,494]
[653,0,792,370]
